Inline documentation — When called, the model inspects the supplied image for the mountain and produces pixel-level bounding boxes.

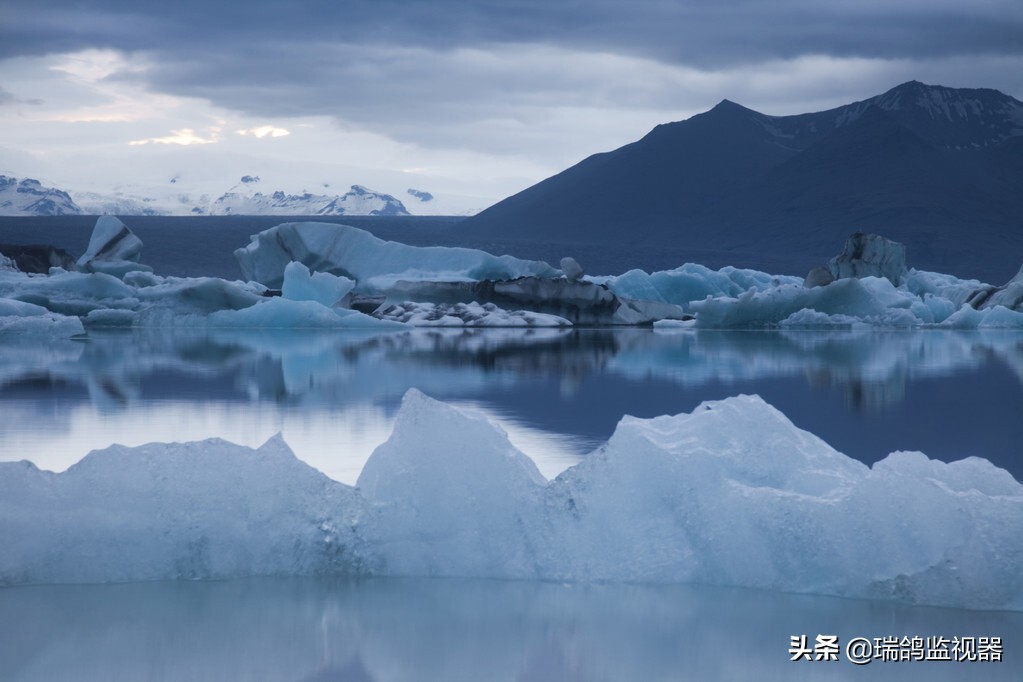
[461,81,1023,282]
[0,176,82,216]
[0,176,412,218]
[207,184,409,216]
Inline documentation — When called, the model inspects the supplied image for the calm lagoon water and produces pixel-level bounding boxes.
[1,327,1020,482]
[2,576,1020,682]
[2,324,1022,679]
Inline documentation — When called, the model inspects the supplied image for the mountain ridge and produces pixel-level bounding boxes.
[460,81,1023,282]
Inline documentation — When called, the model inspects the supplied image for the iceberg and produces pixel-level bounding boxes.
[599,264,801,309]
[280,261,355,307]
[207,296,405,330]
[234,222,561,290]
[0,435,371,584]
[2,390,1020,610]
[76,216,152,278]
[375,301,571,327]
[0,298,84,337]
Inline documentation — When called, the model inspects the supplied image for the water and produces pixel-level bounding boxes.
[1,576,1019,681]
[2,216,1022,679]
[1,328,1020,482]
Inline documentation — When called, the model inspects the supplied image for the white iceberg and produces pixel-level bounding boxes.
[76,216,152,278]
[281,261,355,307]
[0,435,370,584]
[600,264,801,308]
[234,221,561,290]
[2,390,1020,610]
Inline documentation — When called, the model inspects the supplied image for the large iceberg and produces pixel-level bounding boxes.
[234,222,561,290]
[0,435,371,584]
[2,390,1020,610]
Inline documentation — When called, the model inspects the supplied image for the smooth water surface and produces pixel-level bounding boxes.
[1,327,1020,483]
[1,576,1020,682]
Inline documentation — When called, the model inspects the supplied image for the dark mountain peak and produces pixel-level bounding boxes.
[853,81,1023,148]
[707,98,762,118]
[461,81,1023,283]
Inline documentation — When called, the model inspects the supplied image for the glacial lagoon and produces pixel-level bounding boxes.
[1,327,1021,680]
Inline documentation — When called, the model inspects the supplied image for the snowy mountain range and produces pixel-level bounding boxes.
[0,176,81,216]
[462,81,1023,282]
[0,175,434,217]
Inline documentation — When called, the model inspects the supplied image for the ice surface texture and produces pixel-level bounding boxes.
[234,221,561,290]
[2,390,1020,610]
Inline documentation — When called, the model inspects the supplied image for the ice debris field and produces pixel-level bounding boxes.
[1,217,1022,333]
[1,389,1021,610]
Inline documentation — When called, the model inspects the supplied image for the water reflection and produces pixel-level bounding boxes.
[1,576,1019,682]
[1,328,1020,481]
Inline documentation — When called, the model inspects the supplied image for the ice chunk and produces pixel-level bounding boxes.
[559,256,584,281]
[2,391,1020,609]
[358,389,547,577]
[281,261,355,307]
[375,301,571,327]
[805,232,907,287]
[938,304,1023,329]
[234,221,561,290]
[208,296,406,329]
[545,395,1023,608]
[76,216,152,277]
[604,264,801,309]
[0,435,371,584]
[388,277,687,325]
[0,297,85,336]
[690,277,920,328]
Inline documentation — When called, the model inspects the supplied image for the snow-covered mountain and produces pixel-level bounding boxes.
[0,176,82,216]
[0,175,421,217]
[208,184,409,216]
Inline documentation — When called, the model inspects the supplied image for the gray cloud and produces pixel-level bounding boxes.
[3,1,1022,160]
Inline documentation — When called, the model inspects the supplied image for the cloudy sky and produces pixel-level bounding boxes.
[1,0,1021,210]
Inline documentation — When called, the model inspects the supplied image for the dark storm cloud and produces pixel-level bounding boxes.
[4,0,1022,153]
[5,1,1022,63]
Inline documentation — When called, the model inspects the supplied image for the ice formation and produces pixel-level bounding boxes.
[375,301,571,327]
[0,436,370,583]
[234,222,561,290]
[804,232,908,287]
[76,216,152,277]
[2,390,1020,611]
[387,277,686,325]
[1,219,1021,331]
[280,261,355,307]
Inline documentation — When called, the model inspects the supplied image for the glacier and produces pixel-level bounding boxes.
[2,389,1020,611]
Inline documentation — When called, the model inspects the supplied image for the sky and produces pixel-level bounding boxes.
[1,0,1021,211]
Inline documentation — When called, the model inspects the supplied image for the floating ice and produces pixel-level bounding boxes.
[0,435,370,584]
[234,222,561,290]
[375,301,572,327]
[2,390,1020,610]
[600,264,801,309]
[0,298,84,336]
[281,261,355,307]
[76,216,152,278]
[208,296,405,329]
[1,219,1021,330]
